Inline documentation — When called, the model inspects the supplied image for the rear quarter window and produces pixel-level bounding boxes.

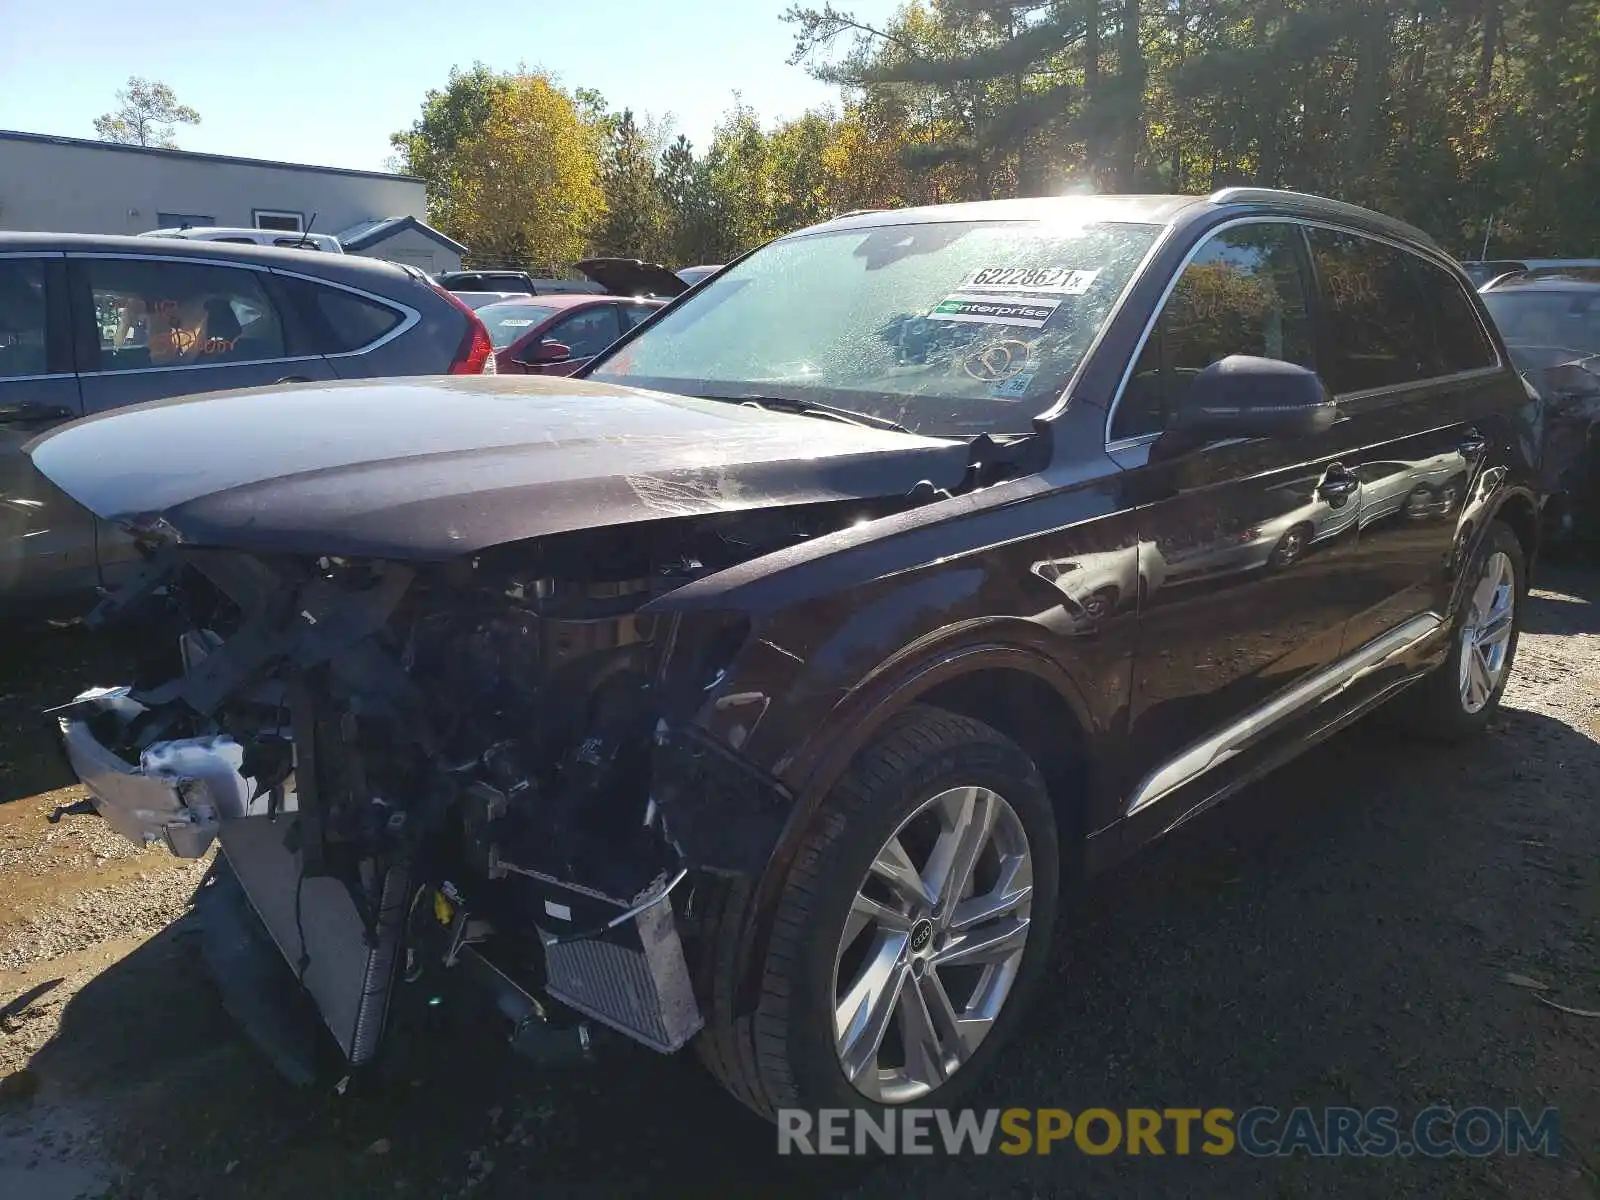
[310,285,404,352]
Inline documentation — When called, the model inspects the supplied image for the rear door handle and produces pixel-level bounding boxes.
[1459,429,1488,457]
[1318,465,1360,502]
[0,401,74,425]
[274,375,312,384]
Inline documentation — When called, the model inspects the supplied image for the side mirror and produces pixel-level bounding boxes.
[523,340,573,366]
[1171,355,1336,440]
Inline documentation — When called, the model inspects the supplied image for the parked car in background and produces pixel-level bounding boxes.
[1480,267,1600,542]
[141,226,344,253]
[30,188,1540,1123]
[451,290,534,310]
[479,294,664,374]
[435,270,603,296]
[1461,257,1600,288]
[573,259,689,298]
[674,264,723,287]
[0,232,495,612]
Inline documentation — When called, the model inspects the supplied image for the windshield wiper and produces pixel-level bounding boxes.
[704,393,916,436]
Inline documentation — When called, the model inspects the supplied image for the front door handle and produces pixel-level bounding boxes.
[0,401,74,425]
[273,375,312,385]
[1458,429,1488,457]
[1318,466,1360,503]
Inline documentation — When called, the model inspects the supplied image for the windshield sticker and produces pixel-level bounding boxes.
[930,294,1060,329]
[989,370,1036,399]
[497,318,536,327]
[960,267,1101,295]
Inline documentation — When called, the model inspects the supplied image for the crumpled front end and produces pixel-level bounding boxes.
[51,517,815,1075]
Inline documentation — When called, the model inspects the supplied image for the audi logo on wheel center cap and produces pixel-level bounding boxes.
[909,918,934,954]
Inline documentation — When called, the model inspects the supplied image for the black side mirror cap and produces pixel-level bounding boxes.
[1171,355,1337,439]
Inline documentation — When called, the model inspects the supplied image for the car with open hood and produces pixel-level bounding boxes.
[32,188,1540,1121]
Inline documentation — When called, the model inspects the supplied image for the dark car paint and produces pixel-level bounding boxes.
[605,197,1542,983]
[26,198,1542,1009]
[25,376,970,559]
[0,233,471,609]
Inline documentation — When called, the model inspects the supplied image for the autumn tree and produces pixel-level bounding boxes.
[93,77,200,148]
[389,64,512,239]
[446,73,606,270]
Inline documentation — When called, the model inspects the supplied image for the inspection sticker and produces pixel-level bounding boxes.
[990,370,1037,399]
[497,318,537,327]
[960,266,1100,295]
[930,294,1059,328]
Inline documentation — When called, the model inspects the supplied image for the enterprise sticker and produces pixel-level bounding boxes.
[961,266,1101,294]
[931,294,1060,329]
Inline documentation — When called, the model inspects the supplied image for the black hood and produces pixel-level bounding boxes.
[27,376,967,559]
[574,258,689,298]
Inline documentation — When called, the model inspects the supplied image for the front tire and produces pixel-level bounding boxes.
[1392,520,1525,739]
[695,705,1061,1119]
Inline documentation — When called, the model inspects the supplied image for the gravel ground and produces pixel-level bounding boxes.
[0,565,1596,1200]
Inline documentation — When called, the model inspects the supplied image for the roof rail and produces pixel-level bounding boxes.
[1206,187,1441,250]
[833,208,887,219]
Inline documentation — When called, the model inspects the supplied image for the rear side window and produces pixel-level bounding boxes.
[310,285,404,352]
[82,257,287,371]
[1114,223,1315,440]
[1307,229,1435,392]
[0,258,49,376]
[1410,258,1498,373]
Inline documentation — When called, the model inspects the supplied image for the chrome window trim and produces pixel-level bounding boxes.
[0,251,66,259]
[77,353,327,380]
[65,251,268,269]
[1124,611,1444,817]
[0,373,72,384]
[1102,215,1509,448]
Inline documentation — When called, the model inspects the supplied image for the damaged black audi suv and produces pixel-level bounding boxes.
[32,188,1540,1118]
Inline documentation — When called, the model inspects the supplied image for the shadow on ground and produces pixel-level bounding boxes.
[9,576,1599,1199]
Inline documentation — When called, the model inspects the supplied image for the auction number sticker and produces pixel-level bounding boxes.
[960,267,1100,295]
[930,294,1060,329]
[497,319,536,327]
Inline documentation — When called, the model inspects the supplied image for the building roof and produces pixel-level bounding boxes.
[0,128,421,183]
[337,215,467,255]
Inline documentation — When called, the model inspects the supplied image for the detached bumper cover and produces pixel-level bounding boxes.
[57,691,261,858]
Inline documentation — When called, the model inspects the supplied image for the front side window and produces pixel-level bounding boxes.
[620,303,658,330]
[0,259,49,377]
[1113,223,1315,440]
[550,306,622,358]
[1307,229,1434,393]
[84,258,286,371]
[589,219,1161,437]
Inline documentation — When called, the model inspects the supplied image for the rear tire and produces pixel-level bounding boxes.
[694,705,1061,1119]
[1390,520,1525,740]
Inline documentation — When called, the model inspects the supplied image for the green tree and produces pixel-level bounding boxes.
[595,108,669,259]
[389,64,512,241]
[93,77,200,148]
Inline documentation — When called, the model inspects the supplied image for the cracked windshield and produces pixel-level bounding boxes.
[591,220,1158,436]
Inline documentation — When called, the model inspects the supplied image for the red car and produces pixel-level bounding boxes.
[481,259,687,375]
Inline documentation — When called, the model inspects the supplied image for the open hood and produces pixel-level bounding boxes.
[27,376,967,560]
[574,258,689,298]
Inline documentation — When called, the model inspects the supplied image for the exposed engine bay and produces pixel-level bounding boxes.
[54,502,882,1076]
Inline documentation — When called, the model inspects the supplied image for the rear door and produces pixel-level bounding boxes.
[68,253,338,587]
[1110,220,1373,827]
[1302,228,1505,656]
[0,253,97,604]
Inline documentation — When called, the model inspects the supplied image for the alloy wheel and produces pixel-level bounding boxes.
[831,785,1033,1104]
[1459,550,1516,714]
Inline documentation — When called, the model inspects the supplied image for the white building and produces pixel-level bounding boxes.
[0,129,466,272]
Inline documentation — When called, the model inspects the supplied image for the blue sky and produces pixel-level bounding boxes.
[0,0,901,172]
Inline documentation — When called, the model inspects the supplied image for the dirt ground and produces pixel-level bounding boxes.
[1,566,1596,1200]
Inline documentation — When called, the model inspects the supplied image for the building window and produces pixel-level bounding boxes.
[253,210,304,233]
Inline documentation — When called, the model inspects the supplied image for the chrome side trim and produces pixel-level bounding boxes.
[1124,612,1444,817]
[77,353,326,379]
[1102,215,1508,448]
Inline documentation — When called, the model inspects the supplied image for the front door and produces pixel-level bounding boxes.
[1108,220,1372,828]
[532,304,625,376]
[67,253,337,587]
[0,254,96,605]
